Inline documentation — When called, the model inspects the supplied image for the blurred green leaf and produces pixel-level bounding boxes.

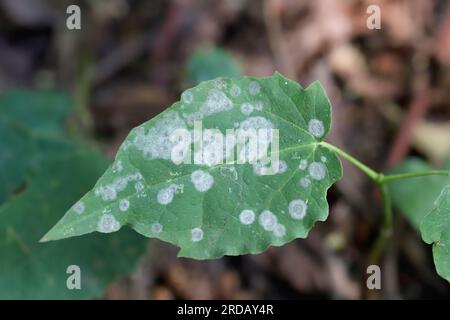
[0,147,145,299]
[186,48,241,86]
[390,158,450,228]
[0,90,146,299]
[390,157,450,283]
[0,90,73,204]
[0,90,71,135]
[421,185,450,283]
[43,73,342,260]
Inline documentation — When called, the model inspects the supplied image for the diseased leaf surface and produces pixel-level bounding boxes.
[44,73,342,260]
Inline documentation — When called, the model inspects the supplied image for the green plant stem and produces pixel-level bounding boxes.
[368,183,393,266]
[319,141,380,182]
[72,49,94,136]
[381,171,450,184]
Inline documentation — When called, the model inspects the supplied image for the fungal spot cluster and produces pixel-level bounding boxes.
[214,78,227,90]
[134,181,145,192]
[308,119,324,138]
[299,159,308,170]
[111,160,123,173]
[258,210,286,237]
[200,89,232,117]
[72,201,85,214]
[239,116,273,132]
[131,79,276,170]
[95,172,143,201]
[97,78,327,245]
[191,170,214,192]
[97,214,121,233]
[297,158,327,188]
[134,111,187,160]
[157,183,184,205]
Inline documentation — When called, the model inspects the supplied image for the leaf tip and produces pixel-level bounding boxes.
[39,228,58,243]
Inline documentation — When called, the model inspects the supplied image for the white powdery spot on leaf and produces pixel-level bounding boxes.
[321,156,327,163]
[181,90,194,104]
[97,214,121,233]
[230,85,241,97]
[95,172,143,201]
[240,116,273,131]
[184,111,203,127]
[157,183,182,205]
[191,170,214,192]
[240,103,254,115]
[248,81,260,95]
[299,159,308,170]
[259,210,277,231]
[73,201,85,214]
[191,227,204,242]
[112,176,128,192]
[240,116,274,163]
[198,131,226,167]
[299,177,311,188]
[309,162,326,180]
[157,187,174,205]
[151,223,163,234]
[135,181,145,192]
[254,100,264,111]
[278,160,288,173]
[200,89,232,117]
[95,185,117,201]
[134,111,186,160]
[288,199,307,220]
[119,199,130,212]
[253,162,277,176]
[214,78,227,90]
[308,119,325,138]
[239,209,255,225]
[111,160,123,173]
[273,223,286,237]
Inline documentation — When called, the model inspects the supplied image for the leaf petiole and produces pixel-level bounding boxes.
[381,171,450,184]
[320,141,450,185]
[319,141,380,183]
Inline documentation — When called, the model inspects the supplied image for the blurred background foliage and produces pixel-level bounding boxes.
[0,0,449,299]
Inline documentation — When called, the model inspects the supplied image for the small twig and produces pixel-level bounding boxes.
[263,0,296,79]
[387,85,430,165]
